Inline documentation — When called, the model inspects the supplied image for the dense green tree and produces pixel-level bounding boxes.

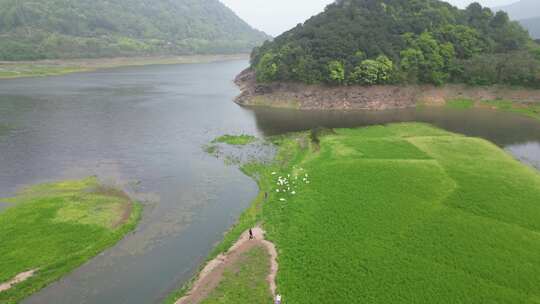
[350,55,394,85]
[327,60,346,85]
[256,53,279,82]
[252,0,539,87]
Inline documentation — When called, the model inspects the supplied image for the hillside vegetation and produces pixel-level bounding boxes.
[201,123,540,303]
[251,0,540,87]
[0,0,268,61]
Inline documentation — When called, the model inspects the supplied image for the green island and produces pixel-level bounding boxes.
[170,123,540,303]
[212,134,257,146]
[0,177,142,303]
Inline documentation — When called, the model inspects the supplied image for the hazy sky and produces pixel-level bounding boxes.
[220,0,518,36]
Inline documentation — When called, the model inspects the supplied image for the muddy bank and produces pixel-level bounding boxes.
[235,69,540,110]
[0,54,248,79]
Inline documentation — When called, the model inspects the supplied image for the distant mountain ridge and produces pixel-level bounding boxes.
[493,0,539,20]
[0,0,269,60]
[493,0,540,39]
[519,17,540,39]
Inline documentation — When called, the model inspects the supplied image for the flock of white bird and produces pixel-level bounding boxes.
[271,167,310,202]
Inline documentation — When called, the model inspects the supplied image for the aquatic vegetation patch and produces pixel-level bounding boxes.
[0,177,141,303]
[481,99,540,121]
[212,134,257,146]
[446,98,475,109]
[0,123,12,136]
[203,144,220,157]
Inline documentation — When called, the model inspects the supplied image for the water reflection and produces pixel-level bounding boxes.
[250,106,540,146]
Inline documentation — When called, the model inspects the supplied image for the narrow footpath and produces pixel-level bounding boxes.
[176,226,278,304]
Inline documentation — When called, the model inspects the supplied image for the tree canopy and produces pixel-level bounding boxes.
[251,0,540,87]
[0,0,269,60]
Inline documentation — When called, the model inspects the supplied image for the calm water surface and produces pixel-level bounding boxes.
[0,60,538,304]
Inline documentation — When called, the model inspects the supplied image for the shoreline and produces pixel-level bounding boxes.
[164,153,273,304]
[234,69,540,119]
[0,54,249,80]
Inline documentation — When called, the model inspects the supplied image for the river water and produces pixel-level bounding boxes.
[0,60,538,304]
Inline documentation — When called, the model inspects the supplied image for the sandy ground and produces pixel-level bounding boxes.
[0,269,37,292]
[176,226,278,304]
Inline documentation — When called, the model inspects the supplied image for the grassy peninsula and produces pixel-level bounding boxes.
[171,123,540,303]
[0,177,141,303]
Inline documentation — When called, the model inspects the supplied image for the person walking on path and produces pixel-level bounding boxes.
[275,294,282,304]
[249,228,254,240]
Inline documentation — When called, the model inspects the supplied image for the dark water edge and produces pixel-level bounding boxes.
[0,60,538,304]
[248,106,540,170]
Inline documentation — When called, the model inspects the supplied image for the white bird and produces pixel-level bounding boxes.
[280,198,286,201]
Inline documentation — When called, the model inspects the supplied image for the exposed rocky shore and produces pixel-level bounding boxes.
[234,69,540,110]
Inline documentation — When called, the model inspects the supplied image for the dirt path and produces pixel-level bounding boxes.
[0,269,37,293]
[176,226,278,304]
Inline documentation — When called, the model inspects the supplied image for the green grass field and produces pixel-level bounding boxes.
[0,177,141,304]
[178,123,540,304]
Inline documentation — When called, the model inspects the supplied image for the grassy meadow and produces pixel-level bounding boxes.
[178,122,540,303]
[0,177,141,304]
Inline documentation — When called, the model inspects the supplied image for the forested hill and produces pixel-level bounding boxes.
[0,0,269,60]
[251,0,540,88]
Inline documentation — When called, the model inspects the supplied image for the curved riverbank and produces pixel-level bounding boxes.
[235,69,540,114]
[0,177,142,303]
